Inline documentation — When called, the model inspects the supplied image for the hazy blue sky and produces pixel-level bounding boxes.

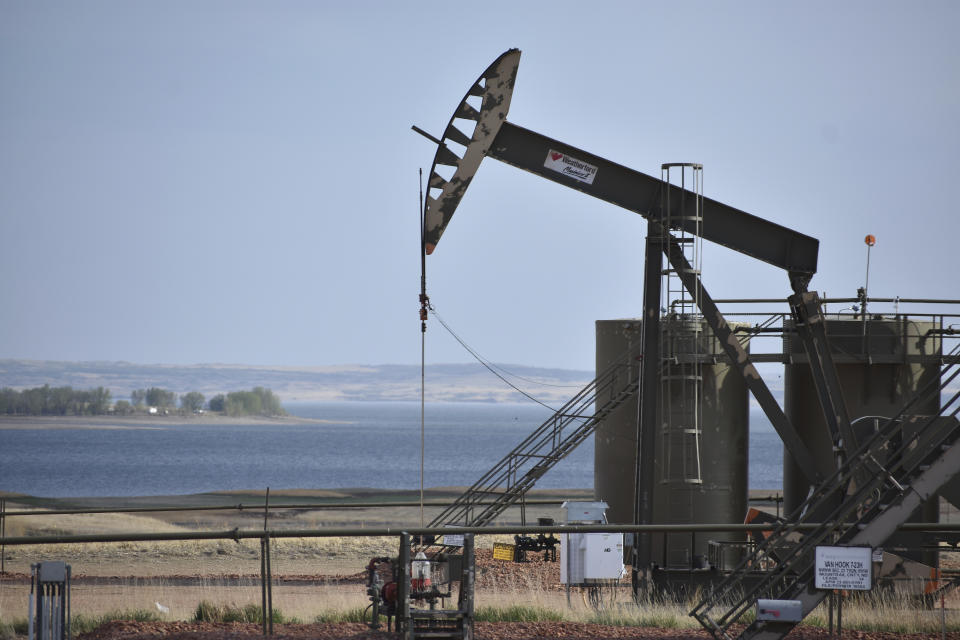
[2,1,957,371]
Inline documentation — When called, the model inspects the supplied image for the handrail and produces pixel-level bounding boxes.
[1,521,955,547]
[0,494,785,519]
[0,499,572,518]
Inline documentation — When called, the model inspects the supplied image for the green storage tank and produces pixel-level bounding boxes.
[595,317,750,569]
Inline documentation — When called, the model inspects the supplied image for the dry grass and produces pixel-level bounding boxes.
[6,575,956,635]
[3,574,960,634]
[2,510,190,538]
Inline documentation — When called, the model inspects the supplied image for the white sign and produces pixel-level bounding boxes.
[815,546,873,591]
[544,150,598,184]
[442,534,465,547]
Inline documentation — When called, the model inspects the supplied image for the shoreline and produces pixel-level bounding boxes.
[0,487,781,510]
[0,413,345,430]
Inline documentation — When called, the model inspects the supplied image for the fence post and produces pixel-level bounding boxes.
[1,497,6,574]
[398,533,410,636]
[261,488,273,635]
[265,533,273,635]
[260,535,268,636]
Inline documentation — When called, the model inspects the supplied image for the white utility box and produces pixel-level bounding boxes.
[561,501,609,524]
[560,532,625,584]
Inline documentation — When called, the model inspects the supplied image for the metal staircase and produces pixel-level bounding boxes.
[691,346,960,640]
[428,344,641,529]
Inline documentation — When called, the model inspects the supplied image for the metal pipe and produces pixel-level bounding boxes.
[712,298,960,305]
[65,566,71,640]
[828,591,833,637]
[262,488,271,635]
[2,521,957,546]
[28,567,35,640]
[0,498,572,518]
[398,533,410,635]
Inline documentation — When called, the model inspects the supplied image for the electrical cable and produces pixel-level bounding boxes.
[426,306,582,388]
[482,362,584,389]
[428,304,559,412]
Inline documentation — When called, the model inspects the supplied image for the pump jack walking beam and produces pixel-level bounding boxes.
[421,50,818,277]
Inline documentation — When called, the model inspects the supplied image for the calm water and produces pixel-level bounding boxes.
[0,402,782,497]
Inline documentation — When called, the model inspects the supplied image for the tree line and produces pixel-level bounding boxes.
[0,385,285,417]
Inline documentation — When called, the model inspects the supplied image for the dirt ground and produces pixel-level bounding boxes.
[72,619,960,640]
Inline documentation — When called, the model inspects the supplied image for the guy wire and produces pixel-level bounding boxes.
[428,304,560,413]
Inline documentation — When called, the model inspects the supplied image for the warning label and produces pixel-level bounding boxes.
[815,546,873,591]
[492,542,516,562]
[544,149,598,184]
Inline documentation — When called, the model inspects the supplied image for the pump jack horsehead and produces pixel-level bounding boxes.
[415,49,960,639]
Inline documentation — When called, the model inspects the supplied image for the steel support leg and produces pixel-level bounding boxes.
[632,223,664,597]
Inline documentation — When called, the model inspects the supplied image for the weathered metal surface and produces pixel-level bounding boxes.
[787,292,855,465]
[633,227,664,585]
[488,122,820,274]
[422,51,819,275]
[422,49,520,254]
[781,319,942,518]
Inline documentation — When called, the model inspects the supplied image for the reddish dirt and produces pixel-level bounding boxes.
[75,619,960,640]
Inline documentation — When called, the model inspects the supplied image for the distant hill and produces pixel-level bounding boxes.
[0,359,593,404]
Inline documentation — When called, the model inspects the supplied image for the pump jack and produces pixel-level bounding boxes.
[416,49,960,639]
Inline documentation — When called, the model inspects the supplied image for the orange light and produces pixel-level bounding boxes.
[864,234,876,246]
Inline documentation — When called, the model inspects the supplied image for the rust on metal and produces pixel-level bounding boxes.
[423,49,520,254]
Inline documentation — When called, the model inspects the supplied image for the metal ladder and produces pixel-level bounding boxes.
[427,344,641,529]
[659,163,705,489]
[690,347,960,640]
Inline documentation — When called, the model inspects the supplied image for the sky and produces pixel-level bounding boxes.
[1,1,958,372]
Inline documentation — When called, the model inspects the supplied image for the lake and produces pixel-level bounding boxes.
[0,402,782,497]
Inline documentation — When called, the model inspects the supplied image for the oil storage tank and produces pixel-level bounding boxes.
[595,317,750,569]
[782,317,941,512]
[782,316,941,564]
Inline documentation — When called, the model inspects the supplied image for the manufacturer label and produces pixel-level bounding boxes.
[544,149,598,184]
